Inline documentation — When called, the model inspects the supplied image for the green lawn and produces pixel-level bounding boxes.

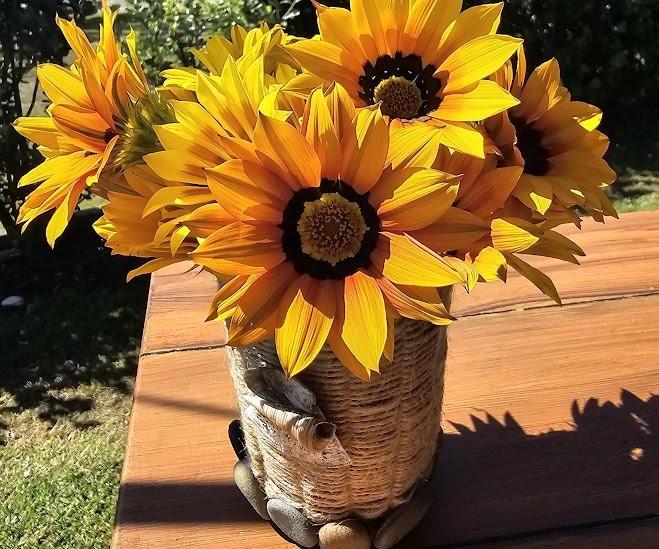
[610,168,659,213]
[0,219,148,549]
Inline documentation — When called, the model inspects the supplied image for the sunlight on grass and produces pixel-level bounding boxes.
[0,238,147,549]
[611,169,659,214]
[0,386,129,549]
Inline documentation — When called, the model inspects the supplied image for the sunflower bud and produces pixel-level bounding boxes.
[114,91,175,169]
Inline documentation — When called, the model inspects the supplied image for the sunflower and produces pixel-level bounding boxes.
[93,163,231,280]
[13,1,170,246]
[143,53,295,211]
[286,0,522,157]
[487,48,617,223]
[160,23,302,101]
[434,147,586,303]
[189,85,479,379]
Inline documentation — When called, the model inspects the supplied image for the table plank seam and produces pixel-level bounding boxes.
[427,512,659,548]
[457,289,659,319]
[140,342,226,358]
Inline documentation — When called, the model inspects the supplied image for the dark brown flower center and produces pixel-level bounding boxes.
[359,52,442,119]
[511,116,551,176]
[373,76,423,119]
[281,179,380,279]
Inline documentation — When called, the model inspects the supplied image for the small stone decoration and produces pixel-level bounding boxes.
[319,519,371,549]
[1,295,24,308]
[232,460,268,520]
[373,482,435,549]
[266,499,320,548]
[230,417,439,548]
[228,419,247,460]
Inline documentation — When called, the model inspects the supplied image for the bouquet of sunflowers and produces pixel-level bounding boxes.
[15,1,616,544]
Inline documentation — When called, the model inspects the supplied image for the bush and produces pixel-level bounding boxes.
[125,0,303,82]
[0,0,94,240]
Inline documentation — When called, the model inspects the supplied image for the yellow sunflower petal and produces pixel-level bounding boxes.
[473,246,507,282]
[437,121,486,158]
[55,15,97,71]
[328,325,372,381]
[143,186,213,217]
[46,178,86,246]
[19,152,87,187]
[126,258,180,282]
[275,276,336,377]
[410,207,489,252]
[457,166,522,217]
[51,105,108,152]
[341,107,389,194]
[13,117,63,151]
[206,276,249,321]
[254,114,321,190]
[437,3,504,63]
[37,64,93,110]
[316,4,368,64]
[506,254,561,305]
[302,88,342,180]
[438,34,522,94]
[388,125,443,169]
[351,0,398,57]
[372,232,467,287]
[286,40,362,94]
[402,0,461,60]
[514,58,562,123]
[206,159,291,223]
[144,150,213,185]
[370,168,460,230]
[228,262,298,345]
[340,271,387,371]
[196,71,250,140]
[383,312,395,361]
[490,217,540,253]
[512,174,554,215]
[435,80,519,122]
[376,276,454,325]
[326,83,358,141]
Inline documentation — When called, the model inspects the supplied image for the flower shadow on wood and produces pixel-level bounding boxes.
[409,389,659,547]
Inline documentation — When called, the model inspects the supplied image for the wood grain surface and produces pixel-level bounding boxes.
[112,211,659,548]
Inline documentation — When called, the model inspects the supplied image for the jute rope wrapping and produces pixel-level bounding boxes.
[227,288,451,524]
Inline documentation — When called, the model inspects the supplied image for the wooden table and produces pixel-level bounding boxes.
[111,211,659,548]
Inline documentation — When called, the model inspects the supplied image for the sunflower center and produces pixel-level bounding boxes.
[373,76,423,120]
[359,52,442,119]
[511,116,551,176]
[297,193,367,266]
[281,179,380,280]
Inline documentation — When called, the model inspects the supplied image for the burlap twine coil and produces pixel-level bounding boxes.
[227,289,451,524]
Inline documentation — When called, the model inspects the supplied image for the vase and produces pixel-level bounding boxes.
[227,288,451,547]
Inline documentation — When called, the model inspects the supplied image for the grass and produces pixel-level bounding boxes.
[0,390,128,548]
[0,215,148,549]
[610,168,659,213]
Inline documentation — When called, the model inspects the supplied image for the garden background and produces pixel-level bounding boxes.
[0,1,657,547]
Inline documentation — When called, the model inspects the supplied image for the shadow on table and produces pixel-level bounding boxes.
[408,389,659,547]
[115,389,658,549]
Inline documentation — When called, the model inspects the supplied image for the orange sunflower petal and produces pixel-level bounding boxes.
[192,222,285,276]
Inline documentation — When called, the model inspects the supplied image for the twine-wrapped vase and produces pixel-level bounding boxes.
[227,288,451,543]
